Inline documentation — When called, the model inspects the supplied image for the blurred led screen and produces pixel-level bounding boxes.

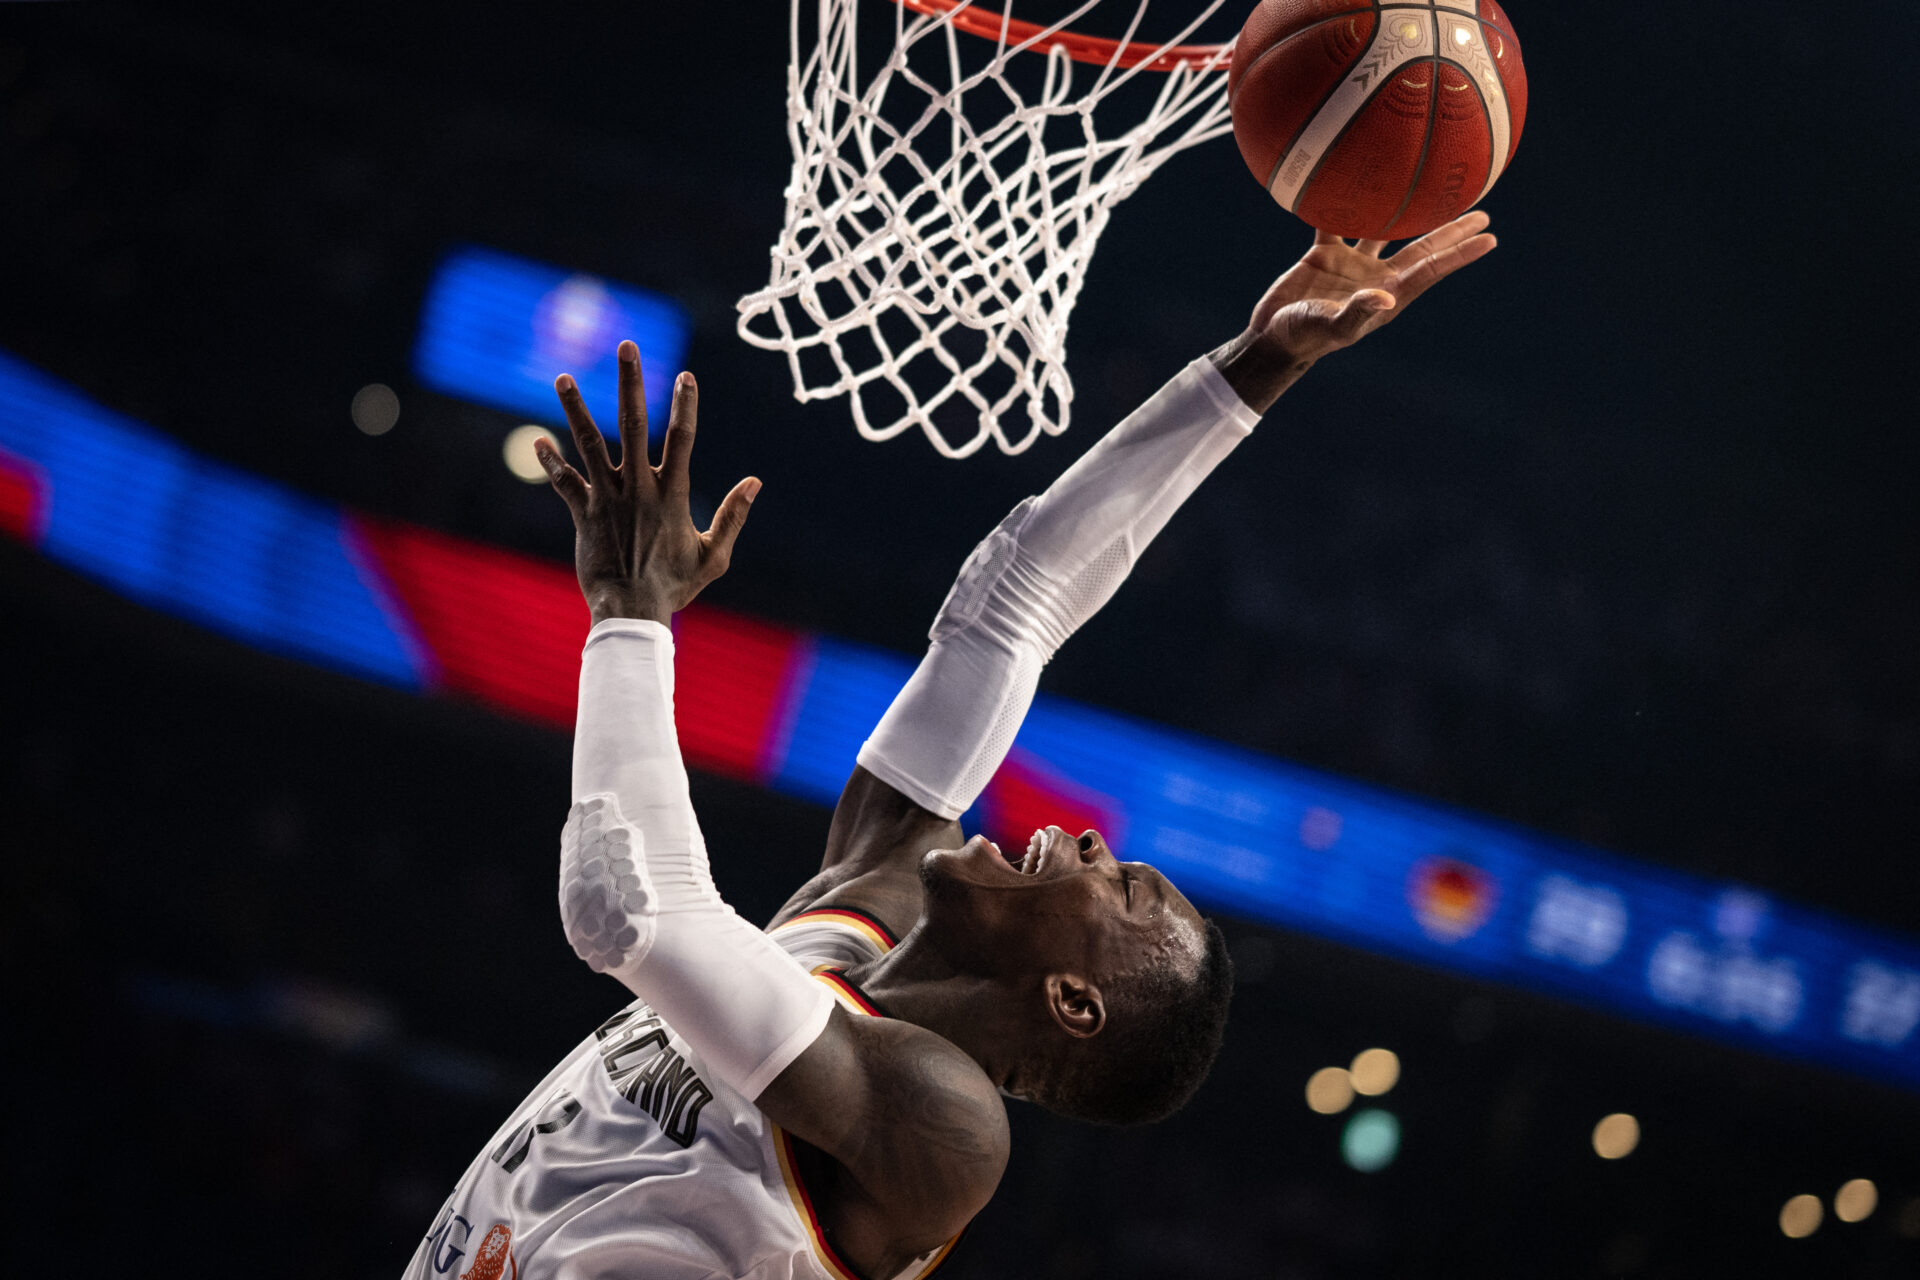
[413,245,690,436]
[3,348,1917,1092]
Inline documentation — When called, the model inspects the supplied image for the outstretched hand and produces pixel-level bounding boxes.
[535,341,760,626]
[1211,211,1498,412]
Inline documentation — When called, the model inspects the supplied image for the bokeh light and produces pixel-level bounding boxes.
[1305,1066,1355,1115]
[351,382,400,435]
[1349,1047,1400,1096]
[1298,805,1342,850]
[1591,1113,1640,1160]
[1341,1108,1401,1172]
[504,425,559,483]
[1779,1193,1823,1238]
[1834,1178,1877,1223]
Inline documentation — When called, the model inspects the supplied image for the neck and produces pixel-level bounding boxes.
[847,934,1032,1094]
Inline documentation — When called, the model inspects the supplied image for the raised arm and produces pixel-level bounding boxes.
[798,214,1499,915]
[536,346,832,1100]
[536,346,1005,1277]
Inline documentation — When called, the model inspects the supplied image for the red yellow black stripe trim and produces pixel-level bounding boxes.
[771,905,897,953]
[774,1125,868,1280]
[914,1231,962,1278]
[771,972,961,1280]
[815,968,883,1018]
[773,1124,963,1280]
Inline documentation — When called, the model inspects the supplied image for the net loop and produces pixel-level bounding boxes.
[736,0,1234,457]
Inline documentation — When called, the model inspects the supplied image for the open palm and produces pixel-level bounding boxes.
[1253,210,1497,362]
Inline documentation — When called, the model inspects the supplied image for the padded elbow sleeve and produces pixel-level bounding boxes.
[559,793,658,976]
[858,356,1258,818]
[565,621,832,1100]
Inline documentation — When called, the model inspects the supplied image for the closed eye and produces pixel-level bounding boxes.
[1122,870,1133,909]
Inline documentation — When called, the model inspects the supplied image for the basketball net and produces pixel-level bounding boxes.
[735,0,1233,457]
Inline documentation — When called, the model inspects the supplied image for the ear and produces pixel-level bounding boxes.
[1044,973,1106,1040]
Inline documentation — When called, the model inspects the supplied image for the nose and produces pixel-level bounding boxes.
[1072,828,1111,864]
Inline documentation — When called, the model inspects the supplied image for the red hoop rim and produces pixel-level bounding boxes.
[897,0,1232,72]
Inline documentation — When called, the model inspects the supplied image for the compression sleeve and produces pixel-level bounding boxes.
[562,618,833,1101]
[857,355,1259,818]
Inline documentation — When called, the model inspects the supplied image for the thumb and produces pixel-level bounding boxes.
[704,475,762,566]
[1268,289,1394,357]
[1326,288,1396,343]
[535,436,588,519]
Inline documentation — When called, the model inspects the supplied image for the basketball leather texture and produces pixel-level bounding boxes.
[1230,0,1527,240]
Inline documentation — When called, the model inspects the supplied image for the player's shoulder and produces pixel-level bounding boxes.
[763,988,1007,1266]
[839,1013,1011,1234]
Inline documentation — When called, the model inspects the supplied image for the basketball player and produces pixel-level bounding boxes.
[406,213,1496,1280]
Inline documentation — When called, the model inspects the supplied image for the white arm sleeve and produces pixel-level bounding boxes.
[562,618,833,1101]
[857,356,1260,819]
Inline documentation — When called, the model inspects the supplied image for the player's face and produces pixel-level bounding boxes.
[918,827,1204,990]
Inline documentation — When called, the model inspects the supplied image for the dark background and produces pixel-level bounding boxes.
[3,1,1917,1275]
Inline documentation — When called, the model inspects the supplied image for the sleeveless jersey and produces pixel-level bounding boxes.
[403,907,957,1280]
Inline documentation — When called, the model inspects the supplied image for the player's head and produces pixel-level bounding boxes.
[918,827,1234,1125]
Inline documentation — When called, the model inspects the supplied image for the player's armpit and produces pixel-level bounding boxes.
[826,766,963,869]
[756,1010,1008,1277]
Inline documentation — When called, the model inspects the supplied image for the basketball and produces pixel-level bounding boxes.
[1229,0,1528,240]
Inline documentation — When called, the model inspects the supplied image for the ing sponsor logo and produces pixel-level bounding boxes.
[424,1213,517,1280]
[460,1224,516,1280]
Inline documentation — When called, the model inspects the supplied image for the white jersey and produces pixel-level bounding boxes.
[404,908,958,1280]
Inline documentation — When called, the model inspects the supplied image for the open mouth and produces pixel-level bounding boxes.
[995,827,1051,876]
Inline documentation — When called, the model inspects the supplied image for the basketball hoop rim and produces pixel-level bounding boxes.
[896,0,1232,71]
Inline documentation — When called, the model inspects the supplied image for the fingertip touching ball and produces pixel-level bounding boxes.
[1229,0,1528,240]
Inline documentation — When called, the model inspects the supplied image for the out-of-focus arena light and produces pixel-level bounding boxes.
[413,245,690,438]
[1349,1047,1399,1096]
[1898,1197,1920,1238]
[1306,1066,1355,1115]
[8,349,1920,1099]
[1591,1112,1640,1160]
[1298,804,1342,850]
[503,425,558,483]
[1833,1178,1877,1223]
[351,382,400,435]
[1341,1109,1401,1173]
[1779,1193,1824,1238]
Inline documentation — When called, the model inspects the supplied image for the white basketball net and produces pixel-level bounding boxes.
[735,0,1234,457]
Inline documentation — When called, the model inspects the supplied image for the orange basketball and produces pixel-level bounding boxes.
[1229,0,1528,240]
